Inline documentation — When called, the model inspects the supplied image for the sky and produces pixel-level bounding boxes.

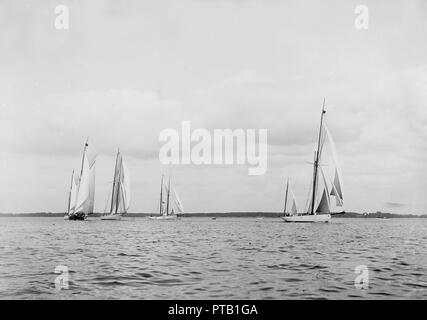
[0,0,426,214]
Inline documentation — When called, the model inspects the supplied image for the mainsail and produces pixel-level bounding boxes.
[74,152,91,215]
[106,150,131,216]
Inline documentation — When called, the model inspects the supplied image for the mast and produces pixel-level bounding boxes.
[159,174,164,216]
[75,137,89,215]
[79,138,89,185]
[67,170,74,215]
[115,150,121,214]
[166,177,171,216]
[283,178,289,215]
[310,99,326,215]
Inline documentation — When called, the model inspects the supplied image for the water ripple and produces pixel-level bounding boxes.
[0,217,426,299]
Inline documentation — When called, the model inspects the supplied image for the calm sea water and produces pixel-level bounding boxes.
[0,217,426,299]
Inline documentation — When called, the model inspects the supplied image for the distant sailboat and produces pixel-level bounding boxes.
[101,150,131,221]
[282,99,345,223]
[149,174,183,220]
[67,139,97,221]
[283,178,298,217]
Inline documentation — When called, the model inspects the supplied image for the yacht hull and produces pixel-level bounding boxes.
[148,215,178,220]
[281,214,331,223]
[67,213,86,221]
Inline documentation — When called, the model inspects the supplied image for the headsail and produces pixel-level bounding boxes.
[315,189,330,213]
[171,185,184,213]
[68,172,79,214]
[316,167,331,214]
[122,161,131,212]
[284,178,298,216]
[324,124,344,204]
[289,189,298,215]
[67,170,79,215]
[74,153,91,215]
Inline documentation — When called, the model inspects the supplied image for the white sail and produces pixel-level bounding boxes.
[105,152,130,217]
[324,124,344,203]
[316,189,330,213]
[86,144,97,214]
[122,161,131,212]
[171,185,184,213]
[290,189,298,215]
[304,184,313,214]
[74,153,91,214]
[284,179,298,216]
[331,180,344,207]
[316,166,331,214]
[69,174,79,213]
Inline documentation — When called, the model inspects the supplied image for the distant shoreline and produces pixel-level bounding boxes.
[0,212,425,218]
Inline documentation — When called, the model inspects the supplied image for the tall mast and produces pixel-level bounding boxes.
[310,99,326,214]
[159,174,164,216]
[79,137,89,184]
[115,150,121,214]
[67,170,74,215]
[75,137,89,216]
[166,177,171,216]
[283,178,289,215]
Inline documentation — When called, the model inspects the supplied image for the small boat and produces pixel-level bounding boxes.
[376,217,389,220]
[101,149,130,221]
[149,174,183,220]
[281,99,344,223]
[66,139,96,221]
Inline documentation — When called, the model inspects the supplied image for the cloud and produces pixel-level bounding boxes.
[385,202,406,208]
[0,88,185,158]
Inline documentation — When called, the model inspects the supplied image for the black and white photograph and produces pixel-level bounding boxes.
[0,0,426,308]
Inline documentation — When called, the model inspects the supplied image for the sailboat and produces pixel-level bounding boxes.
[283,178,298,217]
[149,174,183,220]
[101,150,131,220]
[282,99,345,223]
[66,139,97,221]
